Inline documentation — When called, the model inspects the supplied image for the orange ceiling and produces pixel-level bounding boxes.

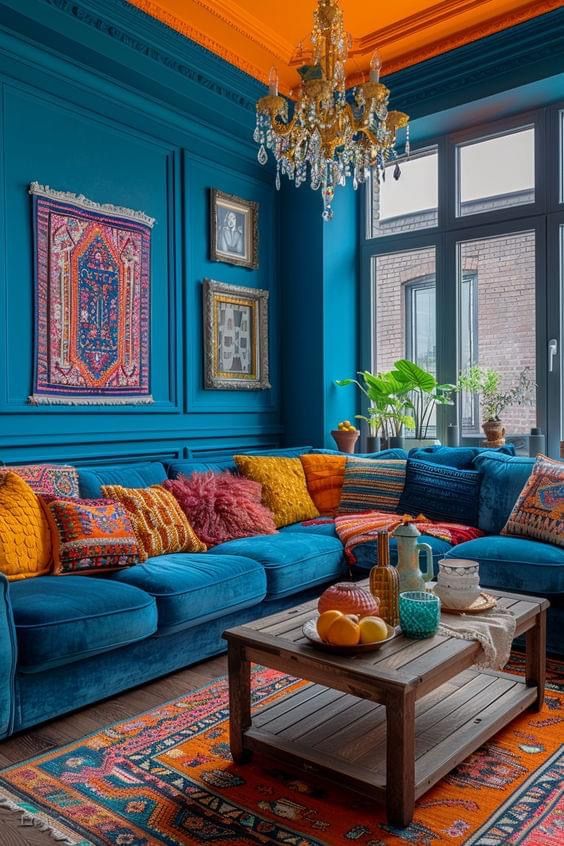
[128,0,561,93]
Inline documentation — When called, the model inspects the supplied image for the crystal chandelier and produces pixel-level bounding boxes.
[254,0,409,220]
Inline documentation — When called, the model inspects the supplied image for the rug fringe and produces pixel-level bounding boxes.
[28,394,154,405]
[0,792,86,845]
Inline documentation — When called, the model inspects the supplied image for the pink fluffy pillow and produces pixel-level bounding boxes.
[163,472,277,546]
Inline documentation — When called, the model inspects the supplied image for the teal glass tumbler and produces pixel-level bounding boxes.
[399,591,441,639]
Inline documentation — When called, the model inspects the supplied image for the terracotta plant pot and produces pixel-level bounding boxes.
[318,582,380,618]
[482,419,505,447]
[331,429,359,454]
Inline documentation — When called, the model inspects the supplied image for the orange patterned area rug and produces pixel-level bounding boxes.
[0,653,562,846]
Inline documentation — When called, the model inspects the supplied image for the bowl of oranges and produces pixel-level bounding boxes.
[303,610,396,654]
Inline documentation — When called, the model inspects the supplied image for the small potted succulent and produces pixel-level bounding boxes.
[456,365,536,447]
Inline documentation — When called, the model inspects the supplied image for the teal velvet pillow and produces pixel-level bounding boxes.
[398,459,480,526]
[408,444,515,469]
[473,451,535,535]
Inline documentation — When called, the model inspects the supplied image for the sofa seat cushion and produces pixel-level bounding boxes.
[444,536,564,595]
[351,534,453,573]
[109,554,266,634]
[10,577,157,673]
[280,520,338,539]
[211,534,345,599]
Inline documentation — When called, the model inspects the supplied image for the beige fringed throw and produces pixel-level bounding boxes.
[438,608,517,670]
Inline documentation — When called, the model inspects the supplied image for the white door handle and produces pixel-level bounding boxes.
[548,339,557,373]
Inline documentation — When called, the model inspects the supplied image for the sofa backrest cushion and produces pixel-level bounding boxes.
[473,451,535,535]
[166,446,313,480]
[408,444,515,469]
[398,459,481,526]
[78,462,167,498]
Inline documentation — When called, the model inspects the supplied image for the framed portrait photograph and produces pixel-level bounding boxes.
[203,279,270,390]
[210,189,259,269]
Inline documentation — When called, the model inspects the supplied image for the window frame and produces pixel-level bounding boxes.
[360,101,563,454]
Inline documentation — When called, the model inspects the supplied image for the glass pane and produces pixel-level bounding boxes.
[369,148,438,237]
[373,247,437,436]
[457,231,536,437]
[457,127,535,217]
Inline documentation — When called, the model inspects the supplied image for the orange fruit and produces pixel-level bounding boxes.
[317,610,343,640]
[326,614,360,646]
[358,616,389,644]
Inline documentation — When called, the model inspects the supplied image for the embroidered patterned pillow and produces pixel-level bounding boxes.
[300,453,346,516]
[501,454,564,547]
[337,457,407,515]
[101,485,206,560]
[41,497,140,574]
[163,472,277,546]
[0,464,79,498]
[398,459,480,526]
[234,456,319,528]
[0,473,51,581]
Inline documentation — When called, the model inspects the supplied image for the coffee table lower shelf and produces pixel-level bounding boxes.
[244,669,537,802]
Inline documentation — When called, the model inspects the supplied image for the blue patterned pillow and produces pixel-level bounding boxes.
[338,457,407,514]
[398,459,480,526]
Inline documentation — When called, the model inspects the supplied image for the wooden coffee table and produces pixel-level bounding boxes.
[224,585,548,827]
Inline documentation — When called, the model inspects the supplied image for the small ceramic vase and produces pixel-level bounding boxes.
[434,559,481,609]
[318,582,380,618]
[393,522,434,592]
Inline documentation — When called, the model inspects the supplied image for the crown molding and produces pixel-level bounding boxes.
[2,0,561,130]
[351,0,564,82]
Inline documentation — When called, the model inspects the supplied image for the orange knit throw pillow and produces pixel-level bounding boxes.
[300,454,346,516]
[101,485,206,560]
[0,472,51,580]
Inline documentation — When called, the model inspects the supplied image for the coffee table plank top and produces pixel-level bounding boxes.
[226,585,548,696]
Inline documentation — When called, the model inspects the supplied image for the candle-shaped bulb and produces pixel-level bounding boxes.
[268,66,279,96]
[369,49,382,83]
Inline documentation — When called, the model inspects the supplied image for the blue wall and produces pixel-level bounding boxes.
[0,0,283,465]
[0,1,561,463]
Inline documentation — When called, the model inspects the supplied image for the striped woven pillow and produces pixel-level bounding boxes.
[337,457,407,515]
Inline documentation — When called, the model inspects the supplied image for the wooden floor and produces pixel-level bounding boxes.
[0,655,228,845]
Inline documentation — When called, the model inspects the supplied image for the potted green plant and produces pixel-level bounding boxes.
[336,370,414,451]
[390,359,455,448]
[456,365,536,447]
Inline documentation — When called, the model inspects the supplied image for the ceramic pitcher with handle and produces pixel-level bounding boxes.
[393,522,434,592]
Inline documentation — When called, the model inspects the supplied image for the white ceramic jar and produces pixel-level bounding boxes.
[434,558,481,609]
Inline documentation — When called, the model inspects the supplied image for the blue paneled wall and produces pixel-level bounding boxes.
[0,0,283,465]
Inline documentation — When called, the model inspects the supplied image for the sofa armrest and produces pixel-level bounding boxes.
[0,574,17,738]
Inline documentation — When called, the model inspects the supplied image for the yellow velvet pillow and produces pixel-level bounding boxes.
[0,472,51,580]
[300,453,346,516]
[234,455,319,528]
[101,485,206,560]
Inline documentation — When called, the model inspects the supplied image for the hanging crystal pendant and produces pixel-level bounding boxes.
[258,145,268,166]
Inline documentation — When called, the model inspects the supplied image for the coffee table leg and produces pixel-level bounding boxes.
[526,608,546,712]
[386,688,416,827]
[228,642,252,764]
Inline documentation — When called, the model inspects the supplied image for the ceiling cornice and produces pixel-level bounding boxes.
[347,0,564,84]
[191,0,295,62]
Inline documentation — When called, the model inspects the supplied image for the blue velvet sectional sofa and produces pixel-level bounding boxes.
[0,445,561,740]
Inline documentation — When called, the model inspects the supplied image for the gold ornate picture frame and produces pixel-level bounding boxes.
[210,189,259,269]
[203,279,270,391]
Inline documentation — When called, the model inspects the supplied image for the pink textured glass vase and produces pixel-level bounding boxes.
[318,582,380,618]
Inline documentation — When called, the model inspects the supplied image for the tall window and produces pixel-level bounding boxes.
[362,103,563,456]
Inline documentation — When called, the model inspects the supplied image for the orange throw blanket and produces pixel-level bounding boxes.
[332,512,484,566]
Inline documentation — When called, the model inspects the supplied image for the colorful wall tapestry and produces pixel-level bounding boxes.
[29,183,155,404]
